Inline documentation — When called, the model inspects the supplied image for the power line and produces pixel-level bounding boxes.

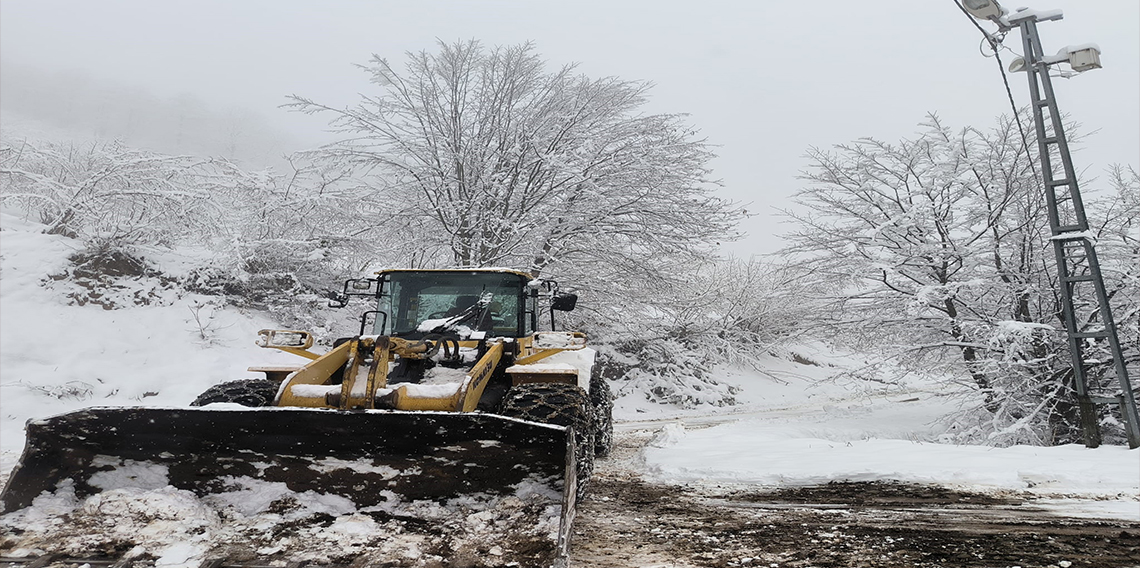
[953,0,1042,188]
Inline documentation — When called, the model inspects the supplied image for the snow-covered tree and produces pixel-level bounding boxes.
[1092,165,1140,383]
[781,113,1138,445]
[588,256,821,407]
[0,138,219,246]
[286,40,741,287]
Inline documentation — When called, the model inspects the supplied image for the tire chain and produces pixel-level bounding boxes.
[589,374,615,458]
[497,383,595,498]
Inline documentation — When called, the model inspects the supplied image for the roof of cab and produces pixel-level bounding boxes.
[374,267,534,280]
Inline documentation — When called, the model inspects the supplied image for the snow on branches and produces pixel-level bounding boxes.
[0,137,361,334]
[580,258,818,408]
[781,113,1139,446]
[0,138,218,247]
[285,40,742,282]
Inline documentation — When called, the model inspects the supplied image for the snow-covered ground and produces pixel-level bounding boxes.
[0,212,1137,566]
[621,360,1140,521]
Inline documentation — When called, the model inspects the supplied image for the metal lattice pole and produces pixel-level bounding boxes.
[1014,13,1140,449]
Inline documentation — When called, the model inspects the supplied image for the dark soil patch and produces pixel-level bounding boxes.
[69,249,150,279]
[572,475,1140,568]
[748,479,1018,507]
[47,247,177,309]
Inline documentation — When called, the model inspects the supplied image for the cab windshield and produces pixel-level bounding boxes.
[376,271,528,339]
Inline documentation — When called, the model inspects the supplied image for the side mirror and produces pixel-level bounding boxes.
[330,277,380,307]
[551,292,578,312]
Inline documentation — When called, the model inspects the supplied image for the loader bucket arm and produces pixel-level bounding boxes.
[1,407,577,562]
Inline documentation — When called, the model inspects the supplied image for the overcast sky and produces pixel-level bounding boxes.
[2,0,1137,256]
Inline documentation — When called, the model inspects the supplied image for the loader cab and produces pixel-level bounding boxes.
[372,269,536,339]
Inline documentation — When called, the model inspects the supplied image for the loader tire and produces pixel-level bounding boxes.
[190,379,278,407]
[497,383,595,499]
[590,373,614,458]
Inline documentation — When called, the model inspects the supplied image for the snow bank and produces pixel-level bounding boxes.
[626,344,1139,520]
[644,419,1140,498]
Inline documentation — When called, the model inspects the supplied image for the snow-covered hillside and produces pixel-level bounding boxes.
[0,213,302,472]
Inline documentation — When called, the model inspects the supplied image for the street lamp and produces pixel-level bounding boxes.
[961,0,1004,21]
[963,1,1140,450]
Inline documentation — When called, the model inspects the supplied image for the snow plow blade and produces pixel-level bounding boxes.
[1,407,576,566]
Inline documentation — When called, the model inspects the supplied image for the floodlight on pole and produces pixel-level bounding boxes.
[1007,45,1100,74]
[1040,44,1102,72]
[1066,46,1102,71]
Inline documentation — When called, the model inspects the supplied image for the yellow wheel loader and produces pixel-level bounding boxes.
[0,269,613,567]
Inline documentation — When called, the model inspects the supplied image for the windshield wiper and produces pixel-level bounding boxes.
[417,291,494,335]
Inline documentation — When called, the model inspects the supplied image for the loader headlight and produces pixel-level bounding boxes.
[257,329,314,349]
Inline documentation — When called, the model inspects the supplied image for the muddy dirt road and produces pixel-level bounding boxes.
[570,429,1140,568]
[1,426,1136,568]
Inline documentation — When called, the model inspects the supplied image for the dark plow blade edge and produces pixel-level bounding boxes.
[0,407,576,559]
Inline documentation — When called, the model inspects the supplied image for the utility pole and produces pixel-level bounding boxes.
[961,1,1140,449]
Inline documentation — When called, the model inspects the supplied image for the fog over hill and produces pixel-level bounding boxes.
[0,61,301,169]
